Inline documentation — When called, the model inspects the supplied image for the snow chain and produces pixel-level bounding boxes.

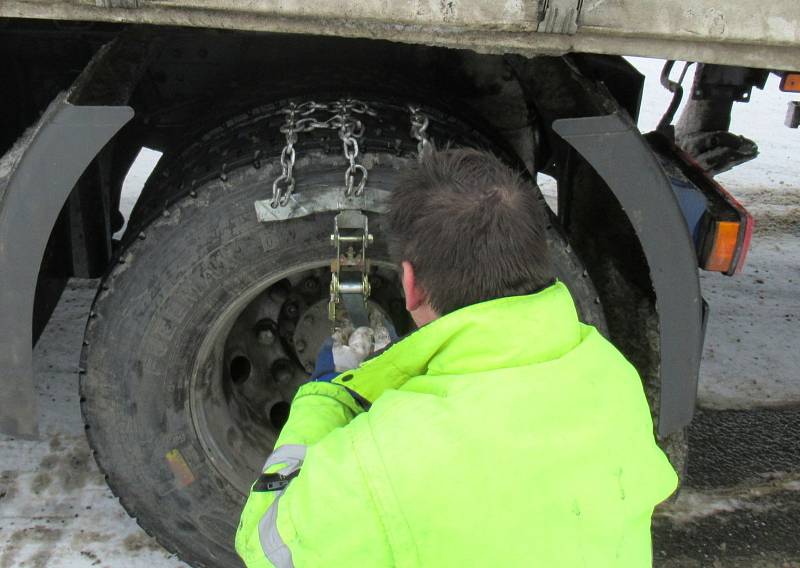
[271,101,328,208]
[265,100,432,326]
[409,105,434,161]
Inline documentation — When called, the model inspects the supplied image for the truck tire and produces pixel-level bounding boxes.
[80,98,605,567]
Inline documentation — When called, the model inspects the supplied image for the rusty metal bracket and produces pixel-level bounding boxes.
[537,0,583,34]
[254,187,390,223]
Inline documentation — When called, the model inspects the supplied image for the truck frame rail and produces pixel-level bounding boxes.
[2,0,800,71]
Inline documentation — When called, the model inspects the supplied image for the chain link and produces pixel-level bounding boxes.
[263,100,439,327]
[331,99,370,197]
[271,101,335,207]
[271,103,301,208]
[270,101,435,206]
[270,99,376,206]
[408,105,433,161]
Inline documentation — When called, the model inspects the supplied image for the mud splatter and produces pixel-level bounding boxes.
[70,530,112,545]
[40,454,58,470]
[0,525,63,568]
[61,445,95,491]
[80,550,102,565]
[754,208,800,237]
[0,470,19,502]
[31,471,52,494]
[30,443,100,494]
[27,549,57,568]
[123,532,164,553]
[49,434,62,452]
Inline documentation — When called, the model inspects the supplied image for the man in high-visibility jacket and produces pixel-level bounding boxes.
[236,148,678,567]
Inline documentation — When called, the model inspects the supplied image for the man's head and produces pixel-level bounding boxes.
[388,148,555,327]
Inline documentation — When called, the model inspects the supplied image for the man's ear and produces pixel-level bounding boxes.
[401,261,426,312]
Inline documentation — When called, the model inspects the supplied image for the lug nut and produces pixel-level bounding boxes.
[272,360,293,384]
[268,281,290,303]
[302,277,319,293]
[257,329,275,346]
[296,340,307,353]
[285,303,299,317]
[255,319,277,345]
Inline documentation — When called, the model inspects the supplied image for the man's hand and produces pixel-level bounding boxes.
[311,325,391,382]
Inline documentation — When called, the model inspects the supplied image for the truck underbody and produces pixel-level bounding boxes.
[1,5,797,566]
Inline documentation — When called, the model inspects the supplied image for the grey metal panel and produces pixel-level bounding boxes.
[254,187,390,223]
[2,0,799,69]
[0,93,133,438]
[552,113,703,437]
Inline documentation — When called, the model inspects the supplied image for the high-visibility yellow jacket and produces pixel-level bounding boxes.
[236,281,678,567]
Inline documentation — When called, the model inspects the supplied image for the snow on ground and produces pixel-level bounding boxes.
[0,58,798,567]
[699,236,800,408]
[0,279,187,567]
[630,57,798,192]
[545,57,800,407]
[632,57,800,407]
[115,148,162,238]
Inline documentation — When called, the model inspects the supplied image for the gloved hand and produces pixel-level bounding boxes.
[311,325,391,382]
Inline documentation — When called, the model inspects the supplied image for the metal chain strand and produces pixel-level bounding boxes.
[270,99,377,206]
[333,99,369,197]
[271,101,335,207]
[408,105,433,162]
[271,103,301,208]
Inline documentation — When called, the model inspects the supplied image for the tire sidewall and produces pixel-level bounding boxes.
[82,161,387,566]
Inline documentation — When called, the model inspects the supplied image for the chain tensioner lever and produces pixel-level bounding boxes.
[329,210,373,328]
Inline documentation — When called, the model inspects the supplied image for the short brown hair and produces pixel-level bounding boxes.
[388,148,554,315]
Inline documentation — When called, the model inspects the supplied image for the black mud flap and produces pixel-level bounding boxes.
[553,113,704,437]
[0,94,132,438]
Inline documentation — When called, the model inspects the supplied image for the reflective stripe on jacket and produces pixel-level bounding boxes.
[236,281,678,567]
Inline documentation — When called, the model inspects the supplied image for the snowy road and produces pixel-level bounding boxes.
[1,57,798,567]
[0,279,187,568]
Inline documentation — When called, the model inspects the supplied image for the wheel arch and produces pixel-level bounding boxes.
[508,54,703,437]
[0,33,147,438]
[2,26,700,441]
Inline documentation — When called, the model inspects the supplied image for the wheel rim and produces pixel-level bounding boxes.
[189,260,409,495]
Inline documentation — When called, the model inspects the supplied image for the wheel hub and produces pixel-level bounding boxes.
[191,263,411,494]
